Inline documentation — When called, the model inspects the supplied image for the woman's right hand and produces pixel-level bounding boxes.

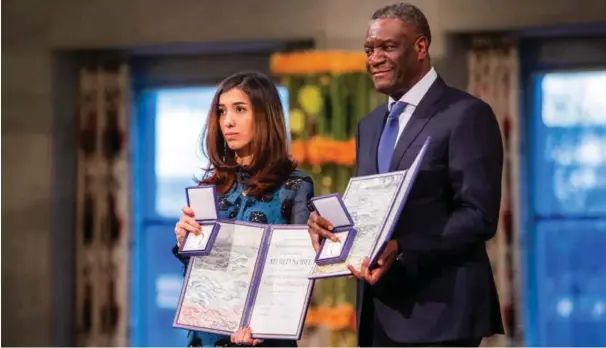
[175,206,202,247]
[307,211,339,252]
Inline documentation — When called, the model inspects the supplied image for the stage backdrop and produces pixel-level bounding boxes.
[271,51,384,346]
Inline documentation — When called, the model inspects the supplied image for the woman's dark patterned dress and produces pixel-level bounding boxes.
[172,168,314,347]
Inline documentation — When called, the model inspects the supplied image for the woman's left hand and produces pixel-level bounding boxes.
[230,326,263,346]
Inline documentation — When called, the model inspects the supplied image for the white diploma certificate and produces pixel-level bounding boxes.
[174,221,266,335]
[174,223,316,340]
[308,136,431,279]
[248,226,315,339]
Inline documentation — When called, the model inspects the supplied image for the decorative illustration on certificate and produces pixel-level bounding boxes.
[174,223,316,340]
[174,221,266,335]
[308,136,431,279]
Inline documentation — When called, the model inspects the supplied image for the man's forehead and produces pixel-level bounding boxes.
[366,18,409,38]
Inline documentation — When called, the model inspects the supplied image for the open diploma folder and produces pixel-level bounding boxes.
[308,136,431,279]
[173,222,315,340]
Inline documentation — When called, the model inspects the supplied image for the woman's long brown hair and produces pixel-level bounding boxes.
[200,71,296,198]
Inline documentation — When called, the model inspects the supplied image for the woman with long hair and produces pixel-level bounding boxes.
[172,71,314,347]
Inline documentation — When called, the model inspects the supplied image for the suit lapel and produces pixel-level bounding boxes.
[388,77,446,171]
[368,104,388,174]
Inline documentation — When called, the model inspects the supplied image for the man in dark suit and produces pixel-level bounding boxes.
[307,3,505,346]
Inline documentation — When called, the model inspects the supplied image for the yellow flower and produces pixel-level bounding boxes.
[289,108,306,135]
[298,85,323,115]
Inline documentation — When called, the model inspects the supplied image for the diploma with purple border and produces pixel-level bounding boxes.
[173,221,316,340]
[308,136,431,279]
[178,185,221,257]
[310,194,357,265]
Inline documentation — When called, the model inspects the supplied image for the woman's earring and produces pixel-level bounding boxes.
[223,140,227,161]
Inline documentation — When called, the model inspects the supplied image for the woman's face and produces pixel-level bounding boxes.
[218,87,255,154]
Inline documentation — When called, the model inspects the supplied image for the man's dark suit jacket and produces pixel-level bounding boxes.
[355,76,505,344]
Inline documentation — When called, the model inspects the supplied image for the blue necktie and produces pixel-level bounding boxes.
[377,101,407,173]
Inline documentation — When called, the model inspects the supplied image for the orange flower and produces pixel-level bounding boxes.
[325,304,355,331]
[289,136,357,166]
[350,311,357,331]
[305,306,331,327]
[304,307,320,327]
[305,304,357,331]
[290,140,306,164]
[338,138,356,166]
[271,51,368,75]
[334,303,356,327]
[325,310,350,331]
[306,137,323,165]
[324,138,338,163]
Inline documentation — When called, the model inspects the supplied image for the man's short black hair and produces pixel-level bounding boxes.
[372,3,432,47]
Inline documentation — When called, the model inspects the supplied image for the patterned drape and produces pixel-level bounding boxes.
[271,51,384,347]
[467,37,521,347]
[75,64,132,346]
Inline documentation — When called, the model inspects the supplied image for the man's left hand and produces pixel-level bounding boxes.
[231,326,263,346]
[348,240,398,285]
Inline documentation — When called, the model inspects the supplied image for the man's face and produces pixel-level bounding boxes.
[364,18,426,97]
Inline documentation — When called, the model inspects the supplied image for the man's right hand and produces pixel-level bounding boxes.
[175,206,202,247]
[307,211,339,252]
